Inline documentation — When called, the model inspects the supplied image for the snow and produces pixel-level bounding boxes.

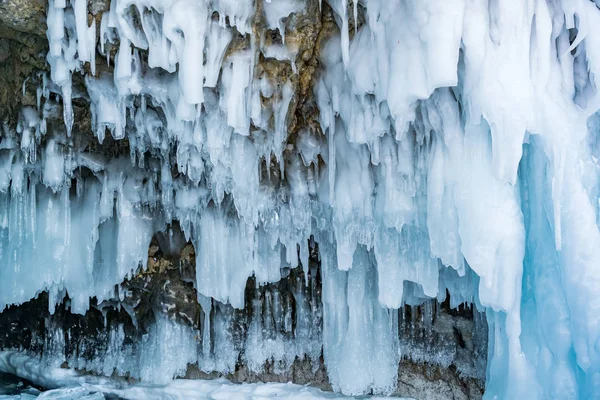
[1,0,600,398]
[0,351,412,400]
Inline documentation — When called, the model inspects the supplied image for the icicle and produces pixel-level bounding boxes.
[341,0,349,67]
[73,0,90,62]
[62,80,74,136]
[198,294,212,359]
[88,18,97,75]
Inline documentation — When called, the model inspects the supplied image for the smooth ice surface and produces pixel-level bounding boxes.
[0,351,412,400]
[2,0,600,398]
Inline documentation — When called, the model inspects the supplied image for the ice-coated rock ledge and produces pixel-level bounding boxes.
[0,351,413,400]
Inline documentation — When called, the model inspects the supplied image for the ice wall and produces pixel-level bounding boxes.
[1,0,600,398]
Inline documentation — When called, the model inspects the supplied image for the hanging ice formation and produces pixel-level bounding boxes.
[2,0,600,397]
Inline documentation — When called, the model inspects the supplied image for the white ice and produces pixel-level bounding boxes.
[0,351,412,400]
[1,0,600,398]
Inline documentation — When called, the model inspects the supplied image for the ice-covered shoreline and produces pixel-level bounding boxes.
[0,351,411,400]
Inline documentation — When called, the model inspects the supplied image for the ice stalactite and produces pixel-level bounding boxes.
[1,0,600,398]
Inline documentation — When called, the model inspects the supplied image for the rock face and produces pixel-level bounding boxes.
[0,0,487,399]
[0,0,46,104]
[0,0,46,36]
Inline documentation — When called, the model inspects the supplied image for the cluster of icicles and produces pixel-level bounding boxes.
[2,0,600,398]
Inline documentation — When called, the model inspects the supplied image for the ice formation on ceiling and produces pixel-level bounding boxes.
[1,0,600,398]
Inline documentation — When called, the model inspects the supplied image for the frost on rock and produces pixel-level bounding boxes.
[1,0,600,398]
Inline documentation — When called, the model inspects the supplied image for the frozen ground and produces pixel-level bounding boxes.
[0,351,412,400]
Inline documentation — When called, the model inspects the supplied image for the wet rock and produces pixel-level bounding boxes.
[0,0,46,37]
[0,39,10,63]
[88,0,110,16]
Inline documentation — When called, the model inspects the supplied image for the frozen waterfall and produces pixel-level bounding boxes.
[1,0,600,398]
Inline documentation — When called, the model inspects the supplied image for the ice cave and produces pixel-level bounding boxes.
[0,0,598,398]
